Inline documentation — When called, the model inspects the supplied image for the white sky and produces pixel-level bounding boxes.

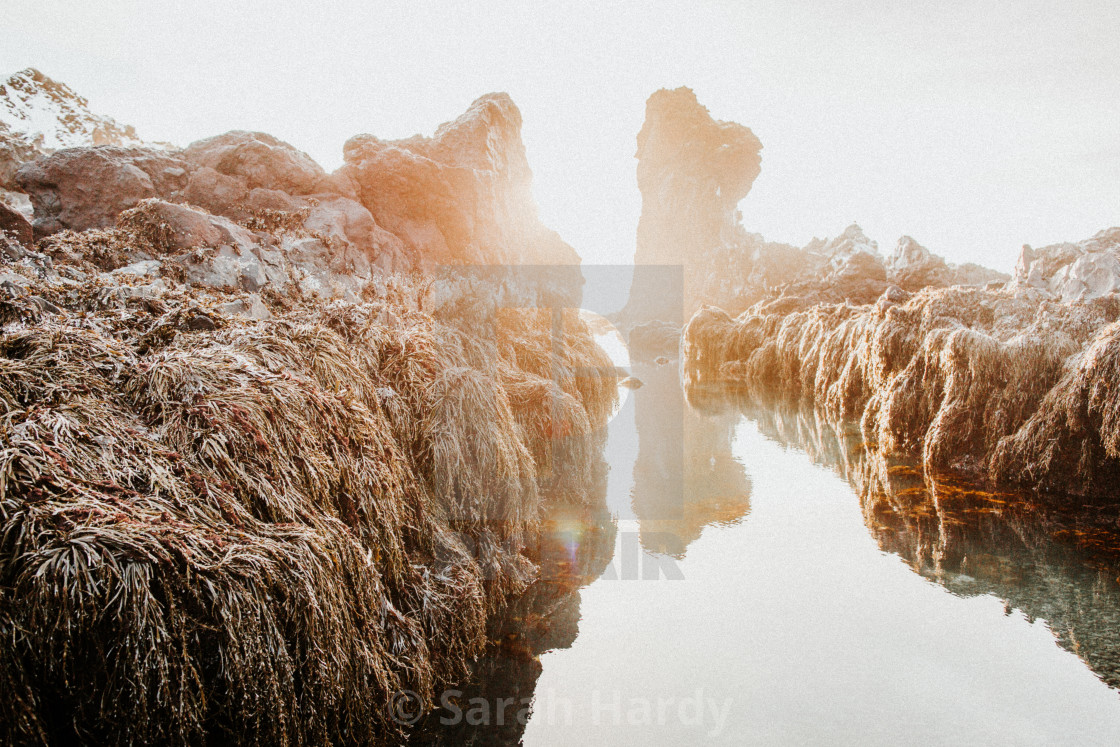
[4,0,1118,271]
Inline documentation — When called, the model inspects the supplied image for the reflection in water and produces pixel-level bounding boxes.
[693,382,1120,692]
[412,501,617,745]
[631,361,751,556]
[416,366,1120,744]
[413,360,754,743]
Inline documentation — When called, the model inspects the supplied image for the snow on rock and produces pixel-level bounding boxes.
[0,68,144,152]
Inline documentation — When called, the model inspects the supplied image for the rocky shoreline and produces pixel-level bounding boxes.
[628,87,1120,500]
[0,69,615,744]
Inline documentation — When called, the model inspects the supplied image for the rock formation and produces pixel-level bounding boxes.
[341,93,579,267]
[11,82,576,281]
[628,88,1006,321]
[682,225,1120,498]
[634,87,762,268]
[16,146,191,237]
[1,67,147,211]
[639,89,1120,501]
[0,71,614,744]
[627,87,762,322]
[1014,228,1120,302]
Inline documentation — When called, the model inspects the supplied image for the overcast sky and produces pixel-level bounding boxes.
[4,0,1118,270]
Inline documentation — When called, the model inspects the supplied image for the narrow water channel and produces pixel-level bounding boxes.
[417,359,1120,745]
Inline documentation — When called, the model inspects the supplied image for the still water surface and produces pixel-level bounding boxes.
[420,360,1120,745]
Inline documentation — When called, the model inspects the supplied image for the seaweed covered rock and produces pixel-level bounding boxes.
[682,238,1120,498]
[341,93,579,267]
[15,146,190,237]
[0,228,617,744]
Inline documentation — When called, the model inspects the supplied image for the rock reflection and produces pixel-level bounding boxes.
[411,449,617,745]
[690,381,1120,691]
[630,360,752,557]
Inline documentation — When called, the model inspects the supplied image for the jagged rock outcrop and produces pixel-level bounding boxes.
[11,80,570,276]
[0,68,144,153]
[886,235,1009,291]
[1015,228,1120,302]
[626,87,762,323]
[628,89,1010,321]
[886,235,951,289]
[634,87,762,268]
[696,224,1010,316]
[16,146,191,237]
[341,93,578,267]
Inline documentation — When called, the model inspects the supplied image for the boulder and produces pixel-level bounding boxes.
[245,188,297,213]
[181,131,330,196]
[303,195,411,272]
[0,200,33,248]
[182,166,249,217]
[15,146,190,237]
[282,234,371,300]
